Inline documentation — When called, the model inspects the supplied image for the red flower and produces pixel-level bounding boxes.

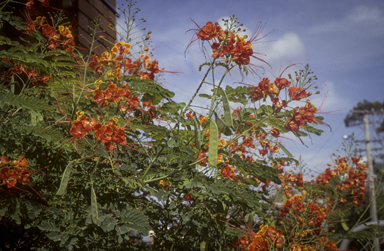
[185,192,194,203]
[42,24,57,39]
[259,148,268,156]
[39,75,52,83]
[196,22,221,40]
[88,55,104,74]
[221,165,235,179]
[288,86,307,100]
[274,78,291,89]
[93,83,125,107]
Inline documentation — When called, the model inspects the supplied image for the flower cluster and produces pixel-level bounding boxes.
[277,195,337,250]
[0,156,30,188]
[194,20,267,70]
[159,180,171,191]
[70,112,126,152]
[26,0,50,10]
[1,58,52,84]
[236,224,284,251]
[285,100,319,132]
[193,111,281,182]
[88,41,160,81]
[25,15,75,53]
[249,77,291,104]
[279,170,304,198]
[315,157,368,205]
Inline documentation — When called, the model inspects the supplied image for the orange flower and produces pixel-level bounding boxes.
[186,111,194,119]
[111,41,131,55]
[93,83,125,107]
[13,156,28,170]
[221,165,235,179]
[197,151,207,165]
[274,77,291,89]
[248,235,269,251]
[0,167,18,188]
[269,128,280,138]
[88,54,104,74]
[196,21,221,40]
[42,24,57,39]
[250,78,270,101]
[288,86,307,100]
[266,226,285,249]
[198,115,208,125]
[100,51,117,66]
[159,180,171,190]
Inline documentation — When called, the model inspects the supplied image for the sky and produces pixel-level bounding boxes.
[116,0,384,177]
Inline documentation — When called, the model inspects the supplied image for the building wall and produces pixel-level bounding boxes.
[61,0,118,56]
[0,0,117,57]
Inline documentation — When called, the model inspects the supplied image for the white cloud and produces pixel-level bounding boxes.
[262,32,305,63]
[310,5,384,34]
[347,5,382,23]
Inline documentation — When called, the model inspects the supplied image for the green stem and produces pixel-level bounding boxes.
[180,58,217,118]
[141,145,165,180]
[207,66,234,120]
[75,20,101,106]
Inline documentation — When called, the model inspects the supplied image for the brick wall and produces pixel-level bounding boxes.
[63,0,118,56]
[0,0,117,57]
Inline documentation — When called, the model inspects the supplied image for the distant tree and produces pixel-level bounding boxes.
[344,100,384,133]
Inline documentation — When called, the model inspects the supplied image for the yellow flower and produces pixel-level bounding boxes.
[217,154,223,164]
[160,180,171,190]
[75,111,84,120]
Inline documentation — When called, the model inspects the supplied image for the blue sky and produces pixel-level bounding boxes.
[117,0,384,177]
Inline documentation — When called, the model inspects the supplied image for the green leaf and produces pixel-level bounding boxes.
[208,120,218,168]
[56,162,73,196]
[341,219,350,231]
[0,92,55,113]
[215,113,232,136]
[91,186,99,226]
[115,225,129,235]
[0,207,8,216]
[305,125,324,136]
[117,206,150,234]
[279,143,293,157]
[199,93,212,99]
[101,217,117,232]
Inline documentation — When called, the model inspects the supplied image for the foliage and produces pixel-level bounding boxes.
[344,100,384,133]
[0,1,377,250]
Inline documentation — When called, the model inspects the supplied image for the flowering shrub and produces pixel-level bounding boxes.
[0,1,377,250]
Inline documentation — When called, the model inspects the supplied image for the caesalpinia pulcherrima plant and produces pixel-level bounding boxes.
[0,1,378,250]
